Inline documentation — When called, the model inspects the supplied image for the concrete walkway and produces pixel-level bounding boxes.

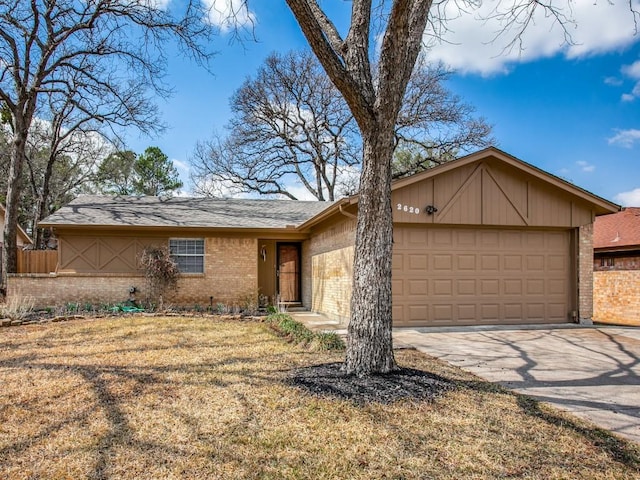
[394,325,640,444]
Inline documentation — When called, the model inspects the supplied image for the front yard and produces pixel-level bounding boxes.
[1,316,638,479]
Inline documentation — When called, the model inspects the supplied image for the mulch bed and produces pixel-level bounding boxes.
[288,362,455,404]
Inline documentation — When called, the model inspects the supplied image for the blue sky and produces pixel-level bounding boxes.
[125,1,640,206]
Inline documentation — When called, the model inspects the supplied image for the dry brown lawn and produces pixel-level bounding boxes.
[0,316,639,479]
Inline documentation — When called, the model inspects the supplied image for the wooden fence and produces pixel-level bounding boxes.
[17,250,58,274]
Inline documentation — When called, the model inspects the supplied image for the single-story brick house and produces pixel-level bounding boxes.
[9,147,618,327]
[593,207,640,325]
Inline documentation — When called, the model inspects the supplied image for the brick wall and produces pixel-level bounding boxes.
[303,216,356,324]
[8,273,145,306]
[593,270,640,326]
[578,224,594,324]
[311,246,354,324]
[7,236,258,308]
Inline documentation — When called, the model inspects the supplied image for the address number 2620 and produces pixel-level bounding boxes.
[397,204,420,214]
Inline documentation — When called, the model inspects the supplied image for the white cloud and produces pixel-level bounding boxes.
[202,0,255,32]
[172,158,189,171]
[604,76,623,87]
[615,188,640,206]
[619,59,640,101]
[576,160,595,173]
[608,129,640,148]
[426,2,639,75]
[622,60,640,79]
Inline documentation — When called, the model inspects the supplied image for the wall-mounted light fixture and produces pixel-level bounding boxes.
[425,205,438,215]
[260,245,267,262]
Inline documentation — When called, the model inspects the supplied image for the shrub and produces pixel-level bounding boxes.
[139,245,180,309]
[266,313,345,351]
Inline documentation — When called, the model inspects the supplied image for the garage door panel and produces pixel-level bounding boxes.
[433,304,453,321]
[481,231,499,247]
[433,254,452,270]
[504,303,523,319]
[504,255,523,271]
[481,279,500,295]
[408,253,428,270]
[527,255,545,270]
[393,226,572,327]
[548,303,567,320]
[502,231,524,249]
[457,254,476,270]
[392,279,404,296]
[456,279,476,295]
[409,305,428,321]
[408,279,428,295]
[457,304,477,320]
[481,304,500,320]
[456,230,476,246]
[526,279,545,295]
[504,279,523,295]
[433,229,453,246]
[527,303,546,320]
[433,279,453,295]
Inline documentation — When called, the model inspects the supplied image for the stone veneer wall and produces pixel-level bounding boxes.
[578,224,594,324]
[7,237,258,308]
[593,271,640,326]
[303,216,356,325]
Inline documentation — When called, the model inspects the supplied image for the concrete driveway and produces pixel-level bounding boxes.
[393,325,640,444]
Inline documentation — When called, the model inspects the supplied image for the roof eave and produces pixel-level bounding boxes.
[390,147,620,216]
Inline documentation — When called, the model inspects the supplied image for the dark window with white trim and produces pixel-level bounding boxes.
[169,238,204,273]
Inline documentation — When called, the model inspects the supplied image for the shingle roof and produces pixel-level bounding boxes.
[594,207,640,250]
[40,195,334,230]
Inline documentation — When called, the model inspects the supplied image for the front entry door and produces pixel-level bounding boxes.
[277,243,301,303]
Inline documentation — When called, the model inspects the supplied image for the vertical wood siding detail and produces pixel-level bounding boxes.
[392,160,594,227]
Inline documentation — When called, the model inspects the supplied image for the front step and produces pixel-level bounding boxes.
[281,303,306,312]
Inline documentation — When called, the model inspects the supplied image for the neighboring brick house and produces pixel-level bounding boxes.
[9,147,618,327]
[0,204,33,249]
[593,208,640,325]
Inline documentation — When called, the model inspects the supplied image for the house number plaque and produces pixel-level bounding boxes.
[396,203,420,214]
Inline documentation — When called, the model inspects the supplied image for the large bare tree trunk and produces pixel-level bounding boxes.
[345,126,397,375]
[285,0,431,375]
[2,129,27,291]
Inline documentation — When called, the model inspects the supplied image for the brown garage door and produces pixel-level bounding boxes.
[392,226,573,327]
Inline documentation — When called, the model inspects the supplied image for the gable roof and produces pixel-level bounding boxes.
[40,195,333,230]
[594,207,640,251]
[390,147,619,215]
[0,204,33,245]
[299,147,620,229]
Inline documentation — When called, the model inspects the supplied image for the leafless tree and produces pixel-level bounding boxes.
[23,112,110,249]
[192,50,491,200]
[272,0,637,375]
[193,51,361,200]
[0,0,215,290]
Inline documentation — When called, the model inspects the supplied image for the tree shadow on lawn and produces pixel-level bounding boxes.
[516,394,640,471]
[288,361,640,472]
